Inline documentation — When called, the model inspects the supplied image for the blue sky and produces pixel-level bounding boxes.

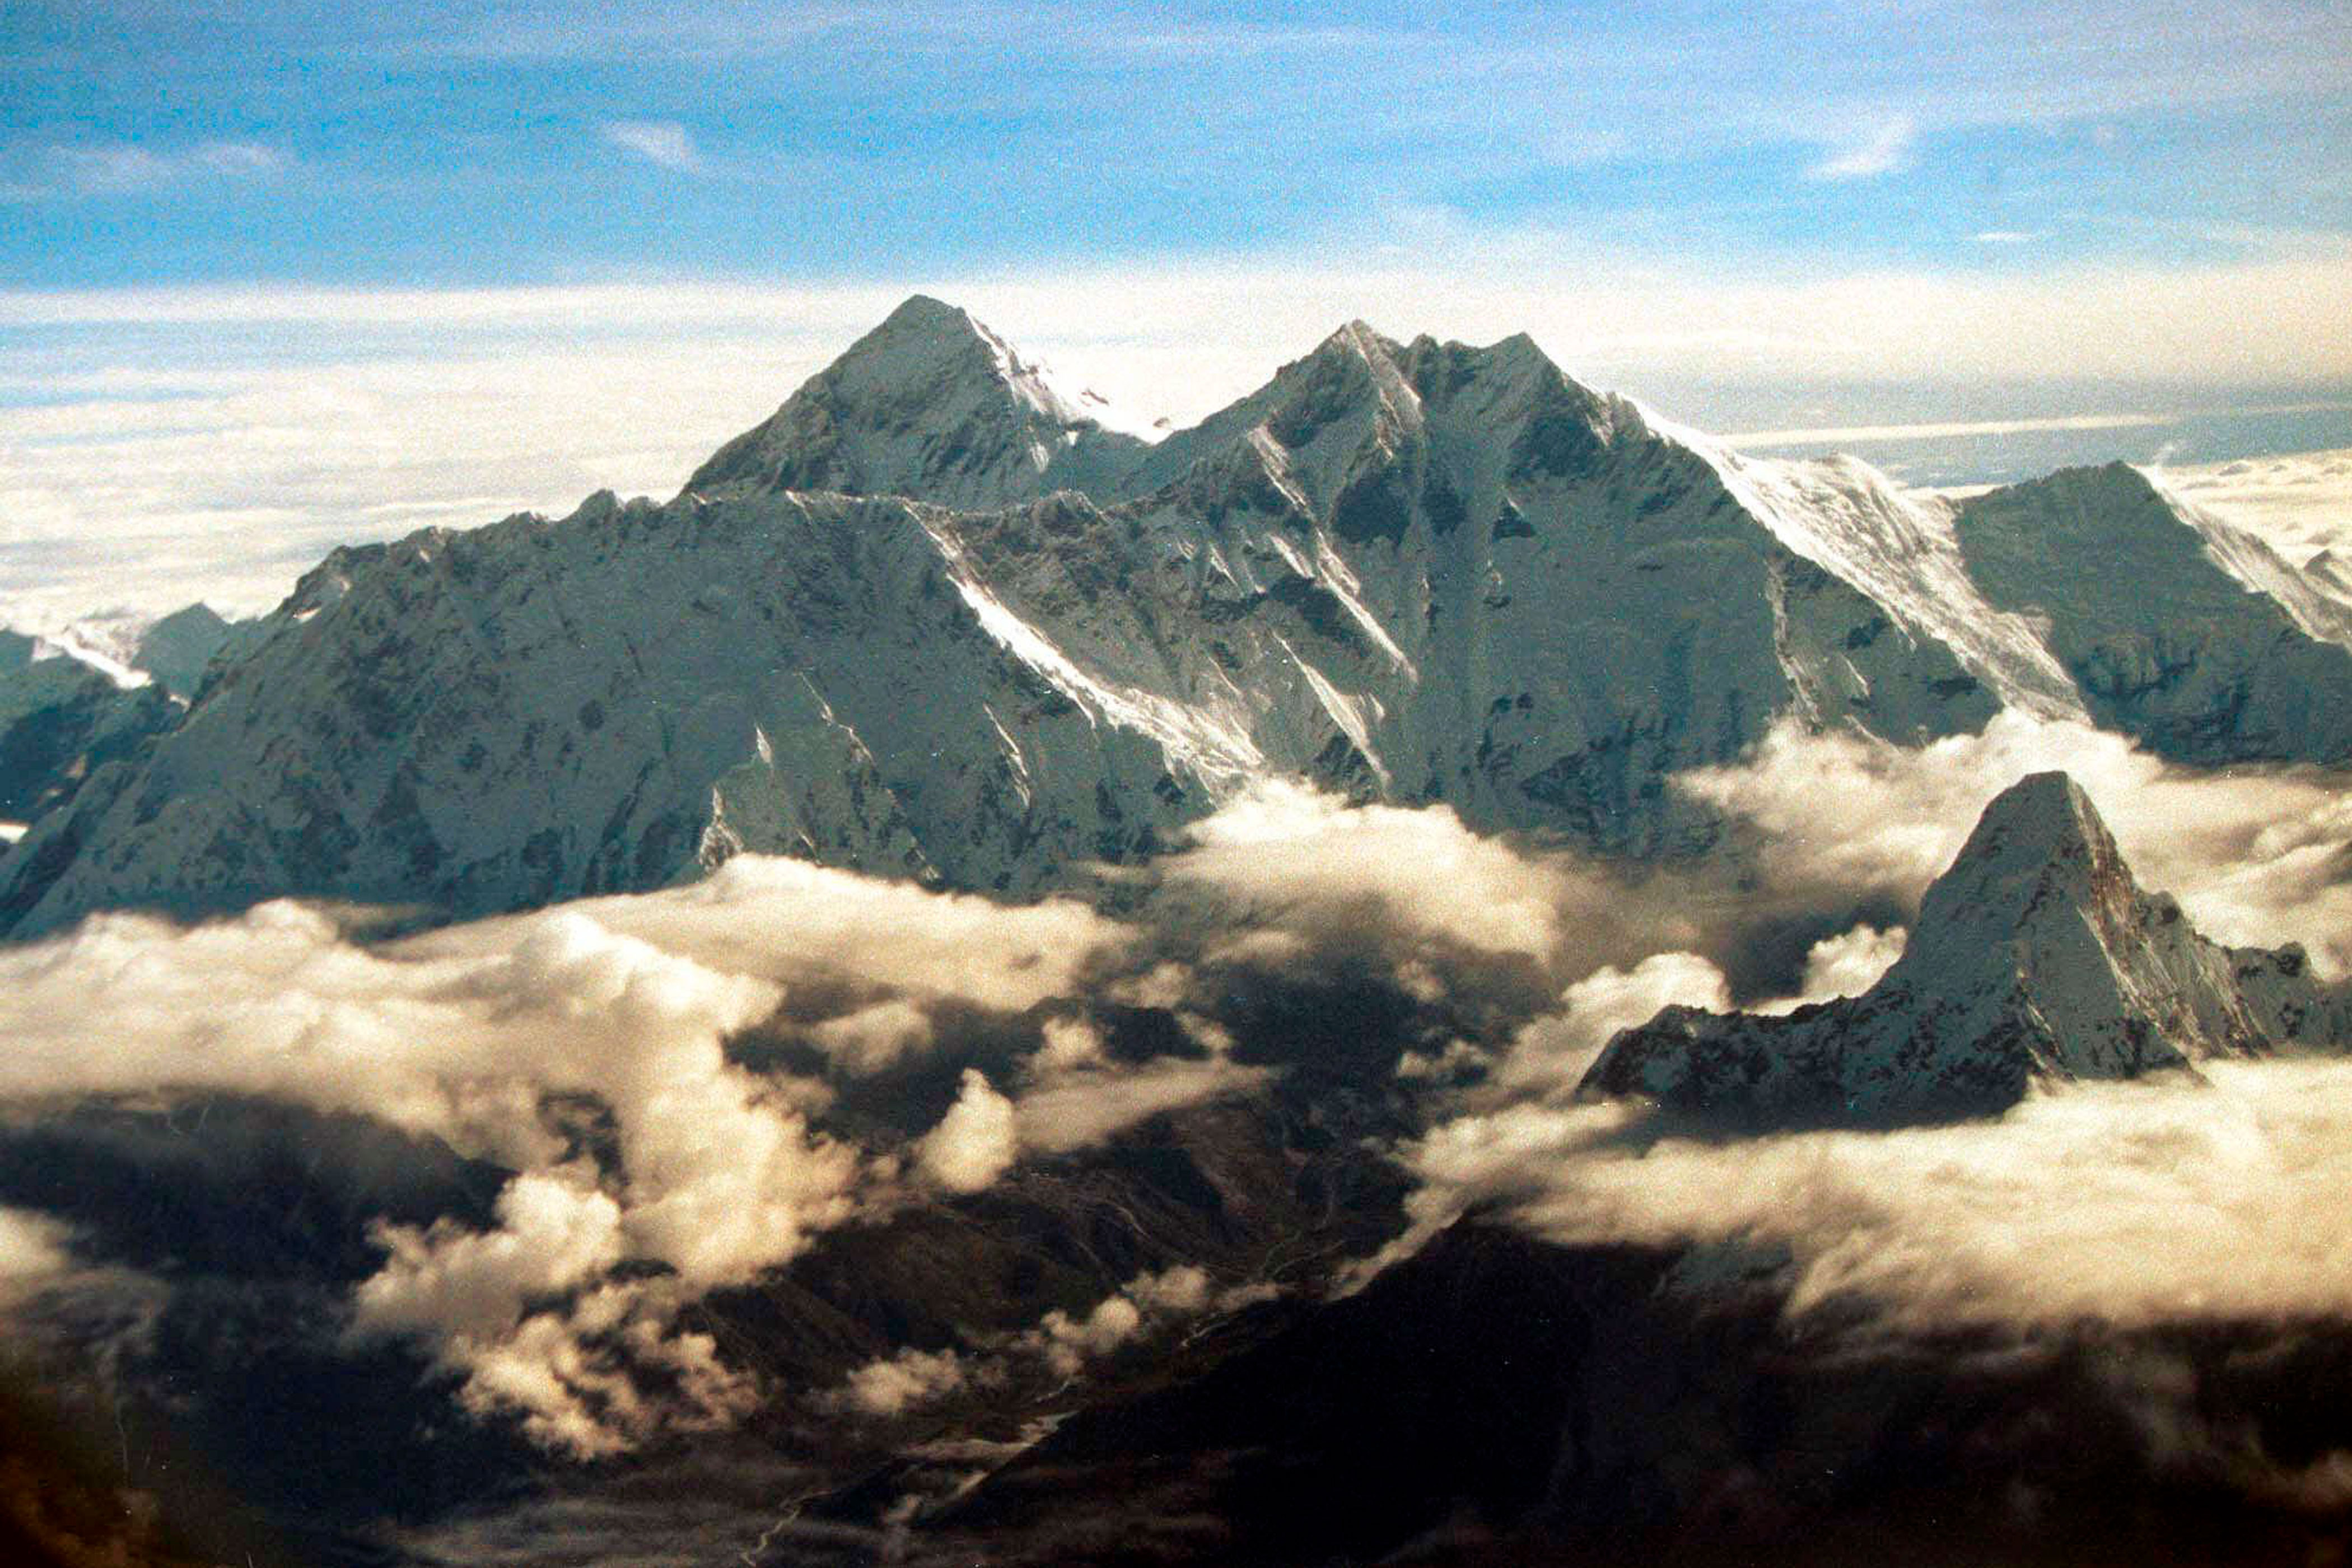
[6,0,2348,287]
[2,1,2350,622]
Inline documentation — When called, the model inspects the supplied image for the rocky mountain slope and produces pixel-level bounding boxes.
[0,629,180,828]
[1581,771,2352,1123]
[1951,466,2352,762]
[0,603,243,838]
[126,603,239,700]
[5,300,2349,934]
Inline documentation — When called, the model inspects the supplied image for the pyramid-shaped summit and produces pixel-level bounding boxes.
[683,294,1156,508]
[1581,771,2349,1125]
[1900,770,2136,972]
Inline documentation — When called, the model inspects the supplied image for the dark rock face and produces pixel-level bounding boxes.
[940,1219,1643,1566]
[130,603,236,700]
[0,1096,531,1567]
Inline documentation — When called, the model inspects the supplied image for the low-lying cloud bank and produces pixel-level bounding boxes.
[1,713,2349,1455]
[0,787,1546,1455]
[2157,446,2352,564]
[1401,1058,2352,1335]
[0,860,1164,1456]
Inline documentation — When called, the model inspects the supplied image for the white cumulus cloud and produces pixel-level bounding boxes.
[1403,1060,2352,1336]
[1491,952,1734,1099]
[916,1068,1019,1193]
[1674,712,2352,974]
[830,1263,1282,1415]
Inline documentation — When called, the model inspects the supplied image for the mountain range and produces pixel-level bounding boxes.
[7,299,2352,1568]
[6,296,2352,934]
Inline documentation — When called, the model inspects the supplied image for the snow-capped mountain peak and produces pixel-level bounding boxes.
[682,295,1156,507]
[907,295,1152,441]
[1950,462,2352,760]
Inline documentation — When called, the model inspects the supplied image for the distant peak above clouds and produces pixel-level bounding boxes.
[1581,770,2351,1124]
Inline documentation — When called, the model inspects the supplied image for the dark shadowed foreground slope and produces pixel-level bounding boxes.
[913,1216,2352,1568]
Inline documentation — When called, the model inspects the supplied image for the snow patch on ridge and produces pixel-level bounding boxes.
[2143,468,2352,652]
[11,626,153,692]
[964,310,1167,445]
[1274,633,1390,791]
[1309,528,1416,680]
[915,516,1266,794]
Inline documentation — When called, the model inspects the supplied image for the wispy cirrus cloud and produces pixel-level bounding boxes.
[50,139,290,195]
[1808,116,1917,180]
[410,1,931,63]
[598,120,707,175]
